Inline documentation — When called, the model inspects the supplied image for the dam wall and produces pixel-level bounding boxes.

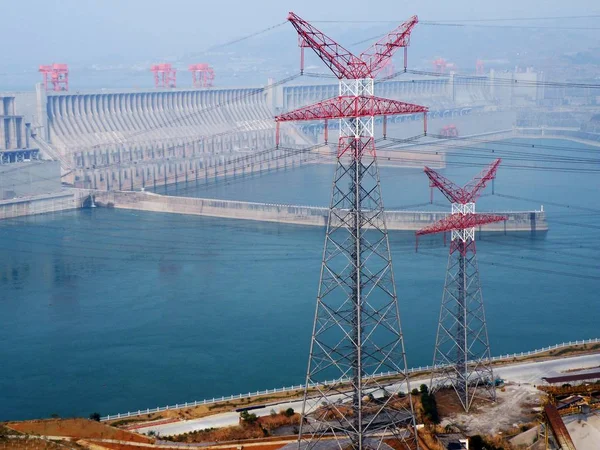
[6,73,540,194]
[0,161,61,199]
[0,189,87,220]
[91,190,547,232]
[74,144,316,191]
[40,86,315,188]
[278,74,506,112]
[45,87,278,153]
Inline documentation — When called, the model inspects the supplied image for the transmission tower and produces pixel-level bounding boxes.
[415,159,507,412]
[275,12,428,450]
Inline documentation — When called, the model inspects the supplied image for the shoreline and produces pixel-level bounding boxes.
[101,338,600,424]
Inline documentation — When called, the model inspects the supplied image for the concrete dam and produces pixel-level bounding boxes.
[91,190,548,233]
[0,68,556,227]
[8,71,526,193]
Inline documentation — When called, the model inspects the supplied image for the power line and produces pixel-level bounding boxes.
[404,70,600,89]
[421,22,600,30]
[416,247,600,281]
[311,15,600,24]
[429,135,600,155]
[494,193,600,214]
[203,22,288,53]
[151,133,600,197]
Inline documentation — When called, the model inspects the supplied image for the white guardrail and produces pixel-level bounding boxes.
[101,338,600,421]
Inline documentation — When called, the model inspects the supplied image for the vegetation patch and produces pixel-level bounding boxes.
[418,384,440,424]
[469,434,514,450]
[163,410,300,443]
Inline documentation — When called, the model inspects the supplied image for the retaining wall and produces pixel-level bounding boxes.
[0,190,85,220]
[91,190,548,232]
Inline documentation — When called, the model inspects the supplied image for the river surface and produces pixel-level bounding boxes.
[0,139,598,421]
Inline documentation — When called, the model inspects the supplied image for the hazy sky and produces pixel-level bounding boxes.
[1,0,598,66]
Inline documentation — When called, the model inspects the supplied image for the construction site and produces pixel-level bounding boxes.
[1,4,599,450]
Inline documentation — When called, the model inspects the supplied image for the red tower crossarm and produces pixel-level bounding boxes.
[415,213,507,251]
[416,213,507,237]
[275,96,428,145]
[424,158,502,204]
[359,15,418,75]
[462,158,501,203]
[287,12,368,78]
[276,96,427,122]
[424,166,465,204]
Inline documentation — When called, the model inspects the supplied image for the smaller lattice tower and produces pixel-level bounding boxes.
[416,159,507,412]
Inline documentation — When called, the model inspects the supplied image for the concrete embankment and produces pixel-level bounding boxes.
[91,190,548,232]
[0,190,88,220]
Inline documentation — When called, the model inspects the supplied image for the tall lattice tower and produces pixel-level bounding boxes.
[275,12,428,450]
[415,159,506,412]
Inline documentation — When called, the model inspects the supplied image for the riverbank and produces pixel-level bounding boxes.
[126,348,600,437]
[0,189,87,220]
[102,338,600,425]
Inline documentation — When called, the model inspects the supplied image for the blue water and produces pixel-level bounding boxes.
[0,139,598,421]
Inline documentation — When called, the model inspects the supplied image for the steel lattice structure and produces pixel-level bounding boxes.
[39,64,69,92]
[151,63,177,89]
[275,12,427,450]
[416,159,506,412]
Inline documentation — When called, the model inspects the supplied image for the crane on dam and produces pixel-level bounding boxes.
[39,64,69,92]
[151,63,177,89]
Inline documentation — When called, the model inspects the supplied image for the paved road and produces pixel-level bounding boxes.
[136,353,600,436]
[493,353,600,384]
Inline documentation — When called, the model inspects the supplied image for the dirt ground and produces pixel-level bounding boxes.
[5,419,151,444]
[437,382,542,435]
[0,436,83,449]
[85,439,292,450]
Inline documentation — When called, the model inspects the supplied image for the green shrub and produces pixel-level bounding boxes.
[240,410,258,424]
[420,391,439,424]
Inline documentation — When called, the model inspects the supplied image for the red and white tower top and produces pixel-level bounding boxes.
[275,12,427,150]
[416,159,507,252]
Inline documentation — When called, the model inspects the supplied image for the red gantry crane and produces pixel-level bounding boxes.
[39,64,69,92]
[476,59,485,75]
[151,63,177,88]
[433,57,447,74]
[275,11,427,450]
[189,64,215,88]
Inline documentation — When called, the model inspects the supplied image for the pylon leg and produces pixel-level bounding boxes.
[430,239,495,412]
[298,138,418,450]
